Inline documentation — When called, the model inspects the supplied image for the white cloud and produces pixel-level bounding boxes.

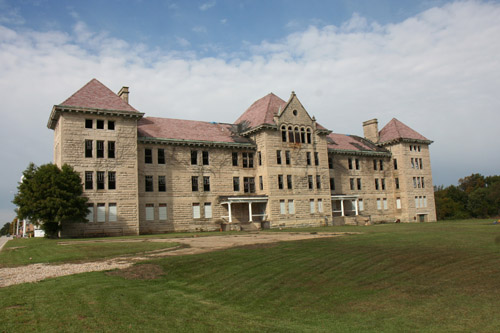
[199,1,216,11]
[192,25,207,33]
[176,36,191,47]
[1,1,500,223]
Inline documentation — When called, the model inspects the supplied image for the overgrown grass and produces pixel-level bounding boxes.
[1,220,499,332]
[0,238,179,267]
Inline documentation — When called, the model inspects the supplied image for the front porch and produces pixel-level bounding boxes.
[220,196,268,229]
[331,195,359,217]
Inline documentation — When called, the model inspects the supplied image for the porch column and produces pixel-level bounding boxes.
[228,202,232,223]
[248,202,253,222]
[340,199,345,216]
[354,199,359,216]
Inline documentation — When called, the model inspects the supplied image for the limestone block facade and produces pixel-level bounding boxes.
[48,79,436,237]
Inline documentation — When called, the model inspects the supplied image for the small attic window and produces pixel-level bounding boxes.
[293,110,298,116]
[85,119,92,129]
[96,119,104,129]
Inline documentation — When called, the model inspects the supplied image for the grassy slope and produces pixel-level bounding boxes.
[1,220,499,332]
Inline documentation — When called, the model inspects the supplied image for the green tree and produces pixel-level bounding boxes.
[0,222,11,235]
[13,163,89,238]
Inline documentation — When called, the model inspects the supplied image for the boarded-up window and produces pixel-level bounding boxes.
[193,203,200,219]
[97,203,106,222]
[204,203,212,219]
[318,199,323,213]
[383,198,388,210]
[87,204,94,222]
[396,198,401,209]
[288,200,294,214]
[310,199,315,213]
[377,199,382,210]
[280,200,285,215]
[159,204,167,221]
[146,204,154,221]
[109,203,117,222]
[358,199,364,211]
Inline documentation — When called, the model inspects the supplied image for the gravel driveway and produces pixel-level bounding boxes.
[0,232,353,288]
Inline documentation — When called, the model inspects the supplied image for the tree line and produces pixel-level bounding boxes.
[434,173,500,220]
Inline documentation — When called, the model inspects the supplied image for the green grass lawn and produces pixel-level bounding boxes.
[0,237,179,267]
[1,219,499,332]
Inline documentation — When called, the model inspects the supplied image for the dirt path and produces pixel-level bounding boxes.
[0,232,354,288]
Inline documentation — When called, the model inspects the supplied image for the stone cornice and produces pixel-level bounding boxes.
[138,136,256,149]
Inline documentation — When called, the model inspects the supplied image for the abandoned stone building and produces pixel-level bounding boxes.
[47,79,436,236]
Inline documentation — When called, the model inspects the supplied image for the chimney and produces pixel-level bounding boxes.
[118,86,129,103]
[363,119,379,143]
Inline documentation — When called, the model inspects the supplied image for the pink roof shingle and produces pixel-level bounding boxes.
[138,117,253,145]
[379,118,429,143]
[234,93,287,128]
[327,133,386,153]
[59,78,138,112]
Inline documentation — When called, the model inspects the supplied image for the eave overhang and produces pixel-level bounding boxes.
[378,138,433,146]
[138,136,256,149]
[328,148,392,158]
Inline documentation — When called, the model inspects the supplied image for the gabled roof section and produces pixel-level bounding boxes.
[58,78,138,112]
[327,133,390,156]
[234,93,287,129]
[138,117,254,147]
[379,118,430,144]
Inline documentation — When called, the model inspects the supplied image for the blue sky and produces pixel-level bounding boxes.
[1,0,500,225]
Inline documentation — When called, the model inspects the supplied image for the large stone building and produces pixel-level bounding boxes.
[47,79,436,237]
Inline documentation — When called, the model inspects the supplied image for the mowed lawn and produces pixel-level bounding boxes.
[1,220,499,332]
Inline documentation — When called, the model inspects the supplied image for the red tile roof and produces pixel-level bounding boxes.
[138,117,253,145]
[234,93,287,128]
[379,118,429,143]
[59,78,138,112]
[327,133,387,153]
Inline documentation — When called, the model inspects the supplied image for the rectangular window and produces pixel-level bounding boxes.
[146,204,154,221]
[396,198,401,209]
[424,196,428,207]
[232,152,238,166]
[357,178,362,190]
[348,158,353,169]
[308,175,313,190]
[244,177,255,193]
[306,152,311,165]
[411,158,415,169]
[96,141,104,158]
[358,199,364,211]
[328,156,334,169]
[108,203,117,222]
[417,177,421,188]
[309,199,315,213]
[314,152,319,166]
[203,176,210,191]
[393,159,398,170]
[381,178,386,190]
[192,203,200,219]
[379,160,384,171]
[422,177,425,188]
[413,177,417,188]
[85,171,93,190]
[158,149,165,164]
[419,158,423,169]
[383,198,388,210]
[259,176,263,191]
[278,175,283,189]
[276,150,282,165]
[86,203,94,222]
[85,119,93,129]
[377,198,382,210]
[191,150,198,165]
[192,176,199,191]
[285,151,291,165]
[258,151,262,166]
[96,119,104,129]
[280,200,286,215]
[395,178,400,189]
[145,149,152,164]
[350,178,354,190]
[375,179,379,190]
[288,200,294,214]
[373,159,378,170]
[159,204,167,221]
[415,158,419,169]
[108,141,115,159]
[243,152,254,168]
[204,203,212,219]
[108,171,116,190]
[97,203,106,222]
[145,175,153,192]
[316,175,321,189]
[85,140,92,158]
[287,175,292,189]
[202,151,209,165]
[97,171,105,190]
[330,177,335,191]
[355,158,360,170]
[420,196,424,208]
[415,196,419,208]
[318,199,323,213]
[158,175,166,192]
[108,120,115,130]
[233,177,240,191]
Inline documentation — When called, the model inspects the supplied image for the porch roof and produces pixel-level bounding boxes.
[332,195,359,200]
[220,195,268,204]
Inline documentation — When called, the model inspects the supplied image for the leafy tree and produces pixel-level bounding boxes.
[0,222,10,236]
[13,163,89,238]
[458,173,485,194]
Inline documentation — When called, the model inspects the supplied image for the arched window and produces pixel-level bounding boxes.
[288,126,294,143]
[306,128,312,144]
[281,125,287,142]
[294,127,300,143]
[300,128,305,143]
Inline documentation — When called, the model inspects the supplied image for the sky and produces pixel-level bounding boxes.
[1,0,499,225]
